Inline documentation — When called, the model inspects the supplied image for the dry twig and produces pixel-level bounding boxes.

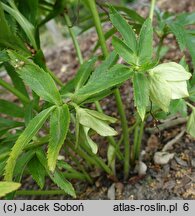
[146,117,188,133]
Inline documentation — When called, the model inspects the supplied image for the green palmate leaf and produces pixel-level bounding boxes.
[0,140,12,156]
[148,74,171,112]
[0,3,28,53]
[169,99,187,117]
[36,150,76,198]
[8,51,62,106]
[139,60,158,71]
[77,108,117,154]
[186,33,195,69]
[0,87,27,117]
[2,2,37,49]
[17,0,38,25]
[28,156,46,189]
[75,109,80,148]
[85,109,117,123]
[74,57,97,91]
[72,64,133,103]
[82,88,114,104]
[39,0,67,26]
[176,12,195,25]
[0,1,12,38]
[109,6,137,53]
[24,102,35,126]
[112,36,136,65]
[83,126,98,154]
[5,151,34,199]
[52,171,76,198]
[0,132,20,147]
[187,108,195,138]
[89,51,118,82]
[0,99,24,118]
[48,105,70,172]
[4,106,55,181]
[169,23,186,51]
[189,85,195,102]
[14,151,35,183]
[137,18,153,65]
[6,12,18,35]
[19,67,62,105]
[0,181,21,198]
[0,50,10,62]
[179,56,189,71]
[186,29,195,35]
[168,22,195,69]
[133,73,149,121]
[76,107,117,137]
[0,117,23,131]
[107,144,115,167]
[107,4,144,24]
[4,63,29,99]
[0,161,6,176]
[0,130,8,138]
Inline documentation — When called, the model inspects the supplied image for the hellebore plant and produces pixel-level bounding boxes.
[0,0,195,198]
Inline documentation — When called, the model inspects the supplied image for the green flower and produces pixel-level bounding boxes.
[148,62,191,112]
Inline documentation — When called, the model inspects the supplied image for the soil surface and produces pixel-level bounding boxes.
[1,0,194,200]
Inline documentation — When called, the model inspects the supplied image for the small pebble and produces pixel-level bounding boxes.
[191,158,195,168]
[107,183,115,200]
[175,156,188,167]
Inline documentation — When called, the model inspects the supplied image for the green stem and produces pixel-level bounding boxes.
[132,125,139,162]
[64,13,84,65]
[82,143,113,175]
[107,136,123,160]
[86,0,109,57]
[114,89,130,179]
[133,121,145,162]
[149,0,156,21]
[15,190,66,196]
[66,138,97,167]
[137,121,144,156]
[186,102,194,110]
[0,78,30,104]
[117,120,141,147]
[86,0,130,179]
[65,146,93,183]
